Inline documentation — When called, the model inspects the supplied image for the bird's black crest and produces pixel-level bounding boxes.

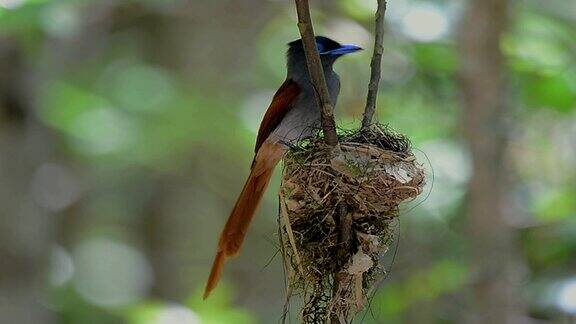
[288,36,342,54]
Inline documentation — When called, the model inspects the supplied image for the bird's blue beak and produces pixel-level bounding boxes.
[322,44,363,56]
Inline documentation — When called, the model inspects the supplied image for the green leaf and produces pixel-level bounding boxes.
[339,0,377,21]
[534,188,576,222]
[522,71,576,112]
[413,43,458,73]
[504,11,573,73]
[188,284,256,324]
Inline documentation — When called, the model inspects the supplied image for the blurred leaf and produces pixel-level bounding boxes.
[428,260,468,293]
[97,62,177,114]
[374,284,407,317]
[41,1,81,38]
[412,43,457,73]
[126,302,204,324]
[48,285,123,324]
[339,0,377,21]
[504,11,573,73]
[381,92,457,144]
[534,188,576,222]
[522,72,576,112]
[42,81,142,156]
[132,94,250,168]
[125,301,163,324]
[523,224,576,272]
[188,284,255,324]
[41,81,107,131]
[373,260,468,316]
[0,0,46,32]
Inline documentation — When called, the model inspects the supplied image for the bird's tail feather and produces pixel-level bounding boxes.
[204,142,285,299]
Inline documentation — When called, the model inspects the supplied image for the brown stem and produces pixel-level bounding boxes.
[294,0,339,147]
[361,0,387,130]
[458,0,524,321]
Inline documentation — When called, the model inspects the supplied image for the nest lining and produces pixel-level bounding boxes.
[279,125,426,323]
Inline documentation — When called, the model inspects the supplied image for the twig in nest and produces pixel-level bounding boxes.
[362,0,387,130]
[294,0,339,147]
[280,193,305,276]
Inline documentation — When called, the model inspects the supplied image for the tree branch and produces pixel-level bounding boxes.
[361,0,387,130]
[458,0,523,321]
[294,0,339,147]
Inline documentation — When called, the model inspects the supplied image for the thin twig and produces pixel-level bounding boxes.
[278,202,294,324]
[294,0,339,147]
[361,0,387,130]
[280,193,305,276]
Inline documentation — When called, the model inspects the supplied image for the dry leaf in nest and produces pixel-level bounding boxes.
[279,125,426,323]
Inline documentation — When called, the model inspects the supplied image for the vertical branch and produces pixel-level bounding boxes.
[361,0,387,130]
[294,0,339,147]
[458,0,525,322]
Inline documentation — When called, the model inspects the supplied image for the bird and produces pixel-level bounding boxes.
[204,36,362,299]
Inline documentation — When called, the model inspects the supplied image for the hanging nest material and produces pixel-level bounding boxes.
[279,124,426,323]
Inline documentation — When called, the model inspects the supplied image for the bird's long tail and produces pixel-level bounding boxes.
[204,141,285,299]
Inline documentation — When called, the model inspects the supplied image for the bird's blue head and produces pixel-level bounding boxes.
[314,36,363,57]
[287,36,362,63]
[286,36,362,79]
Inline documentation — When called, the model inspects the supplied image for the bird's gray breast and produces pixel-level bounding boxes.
[270,73,340,146]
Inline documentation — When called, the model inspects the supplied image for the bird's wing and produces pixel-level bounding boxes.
[254,79,301,153]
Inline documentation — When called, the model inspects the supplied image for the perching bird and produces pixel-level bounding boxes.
[204,36,361,299]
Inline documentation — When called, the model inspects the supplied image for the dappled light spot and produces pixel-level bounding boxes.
[400,4,449,42]
[98,62,176,113]
[418,140,471,217]
[556,278,576,315]
[339,0,377,20]
[31,163,80,212]
[156,304,202,324]
[71,107,140,155]
[73,238,152,307]
[242,90,275,133]
[325,19,372,50]
[41,2,80,38]
[50,245,75,287]
[0,0,25,10]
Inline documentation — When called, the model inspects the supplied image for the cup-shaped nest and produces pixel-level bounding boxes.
[279,125,426,323]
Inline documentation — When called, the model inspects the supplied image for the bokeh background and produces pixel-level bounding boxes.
[1,0,575,323]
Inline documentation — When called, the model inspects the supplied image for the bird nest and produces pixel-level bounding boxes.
[279,125,426,323]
